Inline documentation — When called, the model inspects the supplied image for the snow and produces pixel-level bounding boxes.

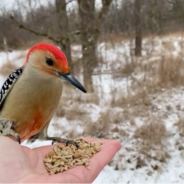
[1,34,184,183]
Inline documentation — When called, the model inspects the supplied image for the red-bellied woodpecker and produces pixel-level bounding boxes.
[0,43,86,145]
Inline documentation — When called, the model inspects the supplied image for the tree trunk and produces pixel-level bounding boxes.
[55,0,73,71]
[78,0,113,92]
[134,0,142,57]
[78,0,97,92]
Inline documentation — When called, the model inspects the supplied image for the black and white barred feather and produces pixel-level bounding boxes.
[0,67,24,108]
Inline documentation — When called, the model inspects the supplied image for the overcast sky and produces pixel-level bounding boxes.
[0,0,105,13]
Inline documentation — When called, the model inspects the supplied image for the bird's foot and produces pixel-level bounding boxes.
[46,136,79,148]
[0,119,21,144]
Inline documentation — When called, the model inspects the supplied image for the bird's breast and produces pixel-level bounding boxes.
[17,111,44,140]
[0,73,63,141]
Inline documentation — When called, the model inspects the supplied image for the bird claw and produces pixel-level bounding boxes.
[0,120,21,144]
[65,139,79,148]
[7,133,21,144]
[48,137,79,148]
[15,134,21,144]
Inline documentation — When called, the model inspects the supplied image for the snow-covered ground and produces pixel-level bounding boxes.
[1,34,184,183]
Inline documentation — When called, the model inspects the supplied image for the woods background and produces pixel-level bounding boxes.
[1,1,184,181]
[0,0,184,92]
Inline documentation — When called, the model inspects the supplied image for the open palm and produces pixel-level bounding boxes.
[0,136,121,183]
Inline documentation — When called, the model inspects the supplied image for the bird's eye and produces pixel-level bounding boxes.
[46,57,54,66]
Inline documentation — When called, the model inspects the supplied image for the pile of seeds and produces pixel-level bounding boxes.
[44,139,103,175]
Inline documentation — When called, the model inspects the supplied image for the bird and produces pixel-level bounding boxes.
[0,43,87,145]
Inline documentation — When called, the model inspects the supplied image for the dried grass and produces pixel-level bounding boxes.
[112,89,151,110]
[0,62,17,77]
[65,108,87,121]
[84,109,111,138]
[158,55,184,87]
[62,84,99,105]
[134,119,167,145]
[175,117,184,137]
[55,102,66,117]
[56,99,90,123]
[174,117,184,152]
[99,32,134,43]
[162,41,175,51]
[134,118,169,162]
[116,61,138,77]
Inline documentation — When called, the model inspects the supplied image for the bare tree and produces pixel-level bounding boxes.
[166,0,184,20]
[134,0,142,57]
[55,0,73,70]
[78,0,96,92]
[78,0,113,92]
[10,0,74,70]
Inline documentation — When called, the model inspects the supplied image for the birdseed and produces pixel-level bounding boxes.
[44,139,103,175]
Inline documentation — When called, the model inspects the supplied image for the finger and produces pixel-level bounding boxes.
[33,139,121,183]
[33,144,58,158]
[33,138,119,157]
[84,137,120,144]
[58,139,121,183]
[0,136,22,157]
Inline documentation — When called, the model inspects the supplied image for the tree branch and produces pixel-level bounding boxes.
[10,13,81,44]
[10,15,60,43]
[98,0,113,20]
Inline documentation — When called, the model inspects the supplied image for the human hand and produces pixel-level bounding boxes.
[0,136,121,183]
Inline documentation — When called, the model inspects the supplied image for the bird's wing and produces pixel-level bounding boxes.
[0,67,24,108]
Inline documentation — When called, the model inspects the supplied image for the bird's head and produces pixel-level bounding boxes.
[26,43,86,93]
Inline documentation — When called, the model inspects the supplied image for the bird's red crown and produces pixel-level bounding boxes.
[26,43,70,73]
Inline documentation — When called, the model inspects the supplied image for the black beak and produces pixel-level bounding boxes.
[59,72,87,93]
